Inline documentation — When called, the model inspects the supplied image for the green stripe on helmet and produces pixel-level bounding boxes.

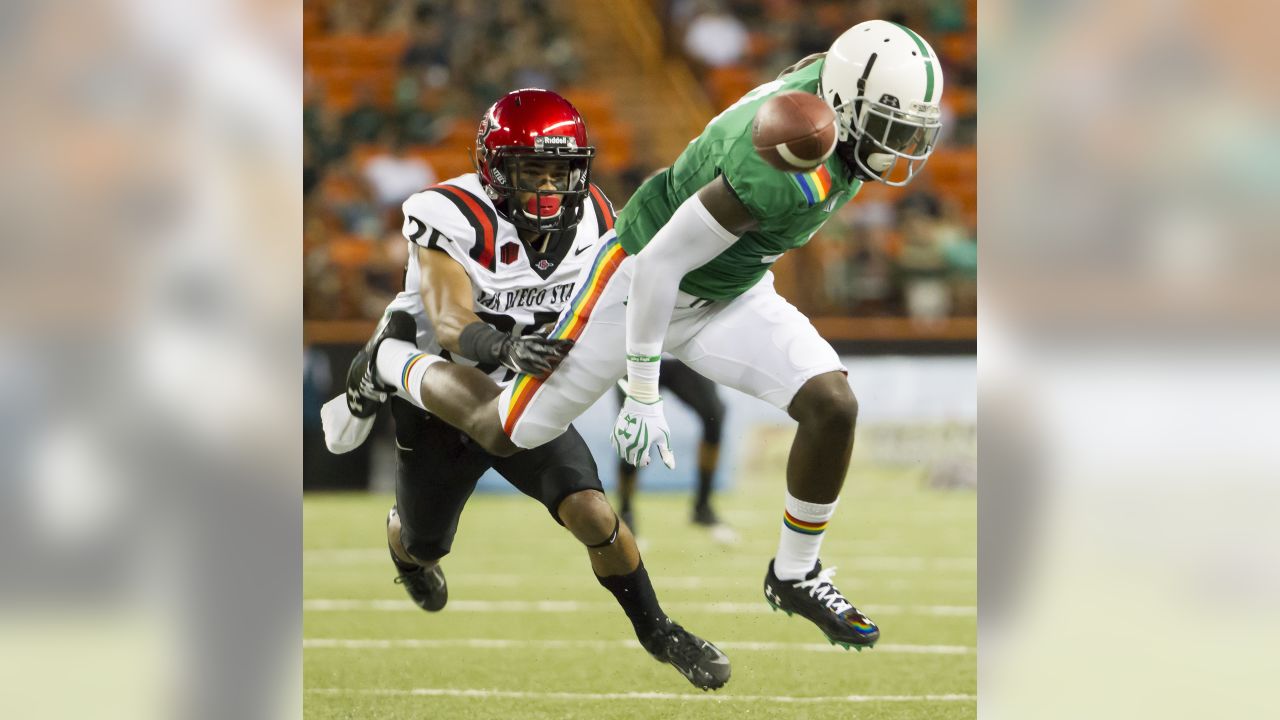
[890,22,935,103]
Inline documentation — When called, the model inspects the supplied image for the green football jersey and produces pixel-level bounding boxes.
[616,59,862,301]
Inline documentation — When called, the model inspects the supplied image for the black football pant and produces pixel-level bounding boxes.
[391,398,604,563]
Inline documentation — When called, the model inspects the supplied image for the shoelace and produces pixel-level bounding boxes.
[792,566,853,615]
[393,566,423,585]
[359,372,389,402]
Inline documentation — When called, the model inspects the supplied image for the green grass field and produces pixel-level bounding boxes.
[304,436,975,719]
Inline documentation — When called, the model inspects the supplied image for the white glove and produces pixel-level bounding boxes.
[611,384,675,469]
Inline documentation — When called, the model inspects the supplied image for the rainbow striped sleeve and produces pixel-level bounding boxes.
[503,237,627,436]
[790,164,833,206]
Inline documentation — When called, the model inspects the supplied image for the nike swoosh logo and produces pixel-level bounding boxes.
[573,244,593,256]
[395,440,413,452]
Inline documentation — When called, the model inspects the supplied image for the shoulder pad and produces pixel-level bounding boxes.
[586,183,616,237]
[403,182,499,273]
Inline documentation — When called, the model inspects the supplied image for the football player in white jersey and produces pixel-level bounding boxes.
[322,89,729,690]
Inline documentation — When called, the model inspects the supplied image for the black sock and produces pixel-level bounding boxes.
[596,561,667,639]
[694,469,714,509]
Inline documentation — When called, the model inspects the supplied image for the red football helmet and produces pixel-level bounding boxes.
[474,89,595,234]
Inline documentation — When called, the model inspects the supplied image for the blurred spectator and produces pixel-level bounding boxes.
[316,155,381,236]
[895,192,952,322]
[304,214,344,318]
[897,190,943,219]
[401,8,451,86]
[928,0,969,32]
[342,85,386,145]
[507,25,557,90]
[362,129,437,210]
[683,1,750,69]
[305,100,350,170]
[391,73,441,145]
[938,199,977,314]
[818,195,898,313]
[326,0,407,34]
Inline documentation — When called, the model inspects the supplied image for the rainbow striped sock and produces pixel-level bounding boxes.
[774,493,837,580]
[374,339,442,411]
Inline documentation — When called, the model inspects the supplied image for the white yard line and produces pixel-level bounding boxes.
[303,598,975,616]
[303,549,975,571]
[328,574,975,592]
[303,638,975,655]
[305,686,976,703]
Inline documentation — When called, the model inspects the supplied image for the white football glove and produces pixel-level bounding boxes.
[611,383,675,469]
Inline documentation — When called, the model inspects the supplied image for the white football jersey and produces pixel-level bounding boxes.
[384,173,617,385]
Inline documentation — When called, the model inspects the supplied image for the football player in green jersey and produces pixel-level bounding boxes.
[350,20,944,652]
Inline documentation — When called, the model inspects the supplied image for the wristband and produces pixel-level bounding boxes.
[458,322,508,364]
[626,355,661,403]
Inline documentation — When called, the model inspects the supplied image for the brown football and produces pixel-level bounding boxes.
[751,91,839,173]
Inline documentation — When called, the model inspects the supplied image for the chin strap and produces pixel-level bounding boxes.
[585,512,621,548]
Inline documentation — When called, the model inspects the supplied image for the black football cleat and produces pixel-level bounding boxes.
[763,559,879,650]
[346,310,416,418]
[690,504,720,527]
[387,506,447,612]
[639,618,731,691]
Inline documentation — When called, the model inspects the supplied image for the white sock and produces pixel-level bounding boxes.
[375,339,443,410]
[773,492,837,580]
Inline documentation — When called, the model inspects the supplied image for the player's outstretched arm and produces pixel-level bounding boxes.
[417,246,482,353]
[624,176,756,369]
[417,247,570,378]
[614,177,754,468]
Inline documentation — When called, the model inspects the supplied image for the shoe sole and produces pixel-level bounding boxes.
[763,593,877,652]
[664,662,728,691]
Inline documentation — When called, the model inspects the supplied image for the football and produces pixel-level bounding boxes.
[751,91,839,172]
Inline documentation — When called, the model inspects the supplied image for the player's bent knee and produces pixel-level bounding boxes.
[483,431,520,457]
[557,490,617,543]
[793,373,858,431]
[472,411,519,457]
